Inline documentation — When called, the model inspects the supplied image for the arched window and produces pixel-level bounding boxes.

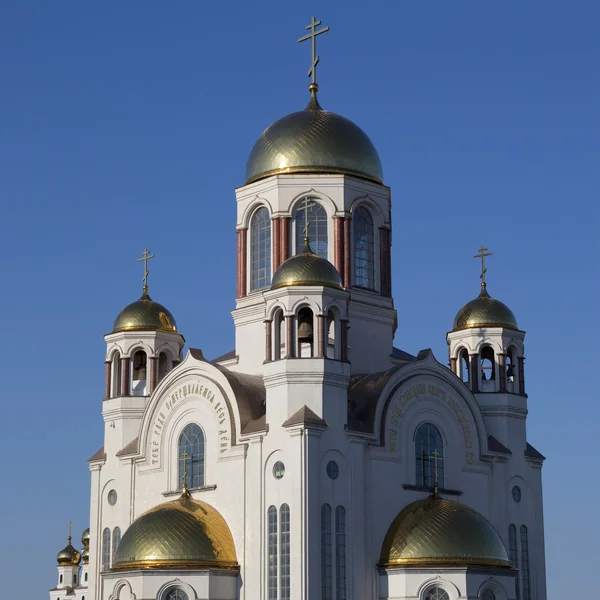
[72,574,77,584]
[131,350,147,396]
[267,505,278,600]
[158,352,169,382]
[415,423,444,489]
[424,589,449,600]
[321,504,332,600]
[165,590,189,600]
[85,573,88,582]
[335,506,347,600]
[101,527,110,571]
[459,348,470,384]
[111,527,121,566]
[481,346,496,382]
[280,504,290,600]
[508,524,520,600]
[251,206,271,291]
[297,307,314,357]
[295,199,328,259]
[178,424,205,489]
[520,525,531,600]
[59,574,63,584]
[353,206,375,289]
[111,351,121,398]
[326,310,337,359]
[273,309,285,361]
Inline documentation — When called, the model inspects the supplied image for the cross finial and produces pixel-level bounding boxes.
[298,16,330,92]
[179,451,192,496]
[67,521,73,542]
[473,245,493,289]
[430,449,443,497]
[298,198,316,242]
[137,248,155,293]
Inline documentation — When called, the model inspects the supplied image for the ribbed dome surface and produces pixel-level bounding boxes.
[380,496,510,569]
[57,540,81,566]
[452,285,518,332]
[112,493,238,571]
[112,289,177,334]
[246,93,383,185]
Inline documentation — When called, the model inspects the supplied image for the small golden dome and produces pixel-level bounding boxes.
[81,528,90,548]
[380,495,510,569]
[81,547,89,565]
[452,284,518,332]
[246,90,383,185]
[57,539,81,566]
[112,288,177,334]
[112,492,238,571]
[271,240,343,290]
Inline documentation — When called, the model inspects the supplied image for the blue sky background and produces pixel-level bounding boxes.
[0,2,598,597]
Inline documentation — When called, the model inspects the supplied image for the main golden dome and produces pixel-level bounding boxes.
[452,284,518,332]
[271,240,343,290]
[380,496,510,569]
[112,492,238,571]
[57,539,81,566]
[245,89,383,185]
[112,288,177,334]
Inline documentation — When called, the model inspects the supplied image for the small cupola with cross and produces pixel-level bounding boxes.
[447,246,526,396]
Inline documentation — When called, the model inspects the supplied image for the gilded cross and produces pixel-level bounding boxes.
[137,248,155,290]
[179,451,192,490]
[298,16,330,86]
[473,245,493,286]
[298,198,316,239]
[67,521,73,540]
[429,449,443,491]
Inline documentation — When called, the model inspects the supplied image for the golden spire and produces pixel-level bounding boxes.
[298,16,329,109]
[473,245,493,291]
[179,451,192,497]
[137,248,155,296]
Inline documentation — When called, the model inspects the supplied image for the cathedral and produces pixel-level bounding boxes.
[49,18,547,600]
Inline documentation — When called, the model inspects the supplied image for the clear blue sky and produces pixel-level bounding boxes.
[0,2,597,597]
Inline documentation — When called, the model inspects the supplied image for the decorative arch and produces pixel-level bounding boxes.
[477,577,508,600]
[108,579,136,600]
[415,577,460,600]
[349,194,386,223]
[156,579,198,600]
[240,196,274,229]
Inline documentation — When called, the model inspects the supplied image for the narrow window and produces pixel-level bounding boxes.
[506,347,516,392]
[85,573,88,582]
[297,307,314,357]
[295,199,328,258]
[326,310,337,359]
[353,206,374,289]
[111,352,121,398]
[111,527,121,566]
[520,525,531,600]
[101,527,110,571]
[178,424,205,489]
[73,574,77,584]
[268,506,278,600]
[280,504,290,600]
[251,207,271,291]
[509,524,520,600]
[321,504,332,600]
[59,575,63,584]
[459,349,470,384]
[415,423,444,489]
[158,352,169,381]
[335,506,347,600]
[481,346,496,381]
[131,350,147,396]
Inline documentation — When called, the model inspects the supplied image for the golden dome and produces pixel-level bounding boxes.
[452,284,518,332]
[246,88,383,185]
[271,240,343,290]
[81,528,90,548]
[81,547,89,565]
[112,288,177,334]
[380,495,510,569]
[112,492,238,571]
[57,539,81,566]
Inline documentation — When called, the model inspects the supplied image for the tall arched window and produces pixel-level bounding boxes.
[101,527,110,571]
[481,346,496,382]
[321,504,332,600]
[178,424,205,489]
[508,524,520,600]
[279,504,290,600]
[415,423,444,489]
[111,527,121,566]
[111,351,121,398]
[251,206,271,291]
[353,206,374,289]
[459,349,470,384]
[520,525,531,600]
[335,506,347,600]
[295,199,328,258]
[267,505,278,600]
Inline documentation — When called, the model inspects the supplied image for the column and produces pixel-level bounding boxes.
[343,217,351,288]
[272,218,281,271]
[104,361,111,400]
[469,354,479,393]
[316,315,326,358]
[449,357,458,376]
[120,357,130,396]
[148,356,158,394]
[341,320,349,362]
[333,217,344,276]
[379,227,392,296]
[280,217,291,265]
[285,315,295,358]
[237,228,248,298]
[518,357,526,395]
[498,354,507,392]
[265,320,273,363]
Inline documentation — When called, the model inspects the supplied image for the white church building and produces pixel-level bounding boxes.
[50,18,547,600]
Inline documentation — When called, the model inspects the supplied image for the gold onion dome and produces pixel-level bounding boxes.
[271,239,343,290]
[57,538,81,566]
[112,287,177,334]
[81,547,89,565]
[380,495,510,569]
[81,528,90,548]
[452,284,518,332]
[245,87,383,185]
[112,492,238,571]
